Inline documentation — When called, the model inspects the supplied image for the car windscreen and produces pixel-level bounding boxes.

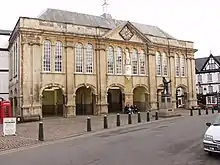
[213,115,220,126]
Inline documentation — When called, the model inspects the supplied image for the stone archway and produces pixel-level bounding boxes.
[75,85,96,115]
[41,85,64,117]
[176,85,188,108]
[133,86,149,111]
[107,86,124,113]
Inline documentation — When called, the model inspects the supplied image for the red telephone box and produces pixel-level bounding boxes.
[0,101,12,124]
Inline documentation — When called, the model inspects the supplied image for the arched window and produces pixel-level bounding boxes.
[181,55,185,77]
[116,47,122,74]
[132,49,138,74]
[162,52,168,76]
[43,40,51,71]
[175,54,180,76]
[156,52,161,75]
[107,46,114,74]
[75,43,83,73]
[55,41,62,72]
[139,50,146,75]
[86,44,93,73]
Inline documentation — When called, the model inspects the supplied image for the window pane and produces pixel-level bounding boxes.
[86,44,93,73]
[43,40,51,71]
[75,43,83,73]
[131,49,138,74]
[107,47,114,74]
[116,47,122,74]
[55,41,62,72]
[139,50,146,75]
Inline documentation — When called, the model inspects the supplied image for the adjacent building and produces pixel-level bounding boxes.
[9,8,197,119]
[0,29,11,100]
[195,54,220,105]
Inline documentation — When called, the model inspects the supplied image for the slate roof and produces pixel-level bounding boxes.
[38,8,175,39]
[195,55,220,71]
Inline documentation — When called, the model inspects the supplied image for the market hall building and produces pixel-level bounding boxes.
[8,8,197,118]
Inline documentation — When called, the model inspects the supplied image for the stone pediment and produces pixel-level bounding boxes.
[103,21,149,43]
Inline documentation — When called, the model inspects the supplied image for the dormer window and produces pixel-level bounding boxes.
[208,58,216,70]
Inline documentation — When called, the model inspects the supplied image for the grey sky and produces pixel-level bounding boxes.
[0,0,219,58]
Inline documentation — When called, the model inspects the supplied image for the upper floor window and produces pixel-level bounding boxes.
[116,47,122,74]
[208,58,216,70]
[207,73,212,82]
[198,87,203,94]
[208,85,213,93]
[86,44,93,73]
[175,54,180,76]
[162,53,168,76]
[75,43,83,73]
[43,40,51,71]
[197,74,202,83]
[131,49,138,74]
[139,50,146,75]
[218,73,220,82]
[107,46,114,74]
[156,52,161,75]
[181,55,185,76]
[55,41,62,72]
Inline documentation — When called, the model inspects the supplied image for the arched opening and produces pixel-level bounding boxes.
[133,86,148,111]
[107,87,123,113]
[42,86,64,117]
[75,86,96,115]
[176,86,187,108]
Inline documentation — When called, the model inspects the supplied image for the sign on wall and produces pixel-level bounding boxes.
[3,117,16,136]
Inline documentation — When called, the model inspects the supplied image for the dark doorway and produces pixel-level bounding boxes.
[107,89,123,113]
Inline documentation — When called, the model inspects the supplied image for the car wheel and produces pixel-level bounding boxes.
[207,151,212,156]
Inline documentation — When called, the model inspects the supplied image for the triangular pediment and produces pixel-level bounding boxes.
[202,54,220,71]
[103,21,150,43]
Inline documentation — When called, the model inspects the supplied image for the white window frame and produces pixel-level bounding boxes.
[139,50,146,75]
[107,46,114,74]
[55,41,62,72]
[131,49,138,75]
[43,40,51,72]
[156,52,161,76]
[115,47,122,74]
[75,43,84,73]
[85,44,93,73]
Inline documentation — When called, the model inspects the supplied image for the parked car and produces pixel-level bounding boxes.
[203,114,220,155]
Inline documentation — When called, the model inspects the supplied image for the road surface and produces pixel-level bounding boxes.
[0,114,219,165]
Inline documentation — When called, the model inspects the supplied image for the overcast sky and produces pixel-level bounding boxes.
[0,0,219,58]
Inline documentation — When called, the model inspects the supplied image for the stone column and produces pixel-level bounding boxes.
[65,41,75,117]
[191,58,197,106]
[124,92,133,105]
[148,47,157,110]
[96,42,108,114]
[169,51,176,109]
[186,57,193,108]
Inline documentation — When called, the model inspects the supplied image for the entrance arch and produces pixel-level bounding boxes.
[133,86,148,111]
[107,86,124,113]
[41,86,64,117]
[75,86,96,115]
[176,85,187,108]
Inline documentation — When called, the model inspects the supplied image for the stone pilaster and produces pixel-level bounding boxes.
[190,58,197,107]
[148,47,157,110]
[65,41,75,117]
[96,42,108,114]
[186,57,193,108]
[169,51,176,109]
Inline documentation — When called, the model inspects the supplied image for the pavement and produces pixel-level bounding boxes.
[0,113,219,165]
[0,109,214,152]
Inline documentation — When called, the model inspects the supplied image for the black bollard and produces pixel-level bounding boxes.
[206,108,208,115]
[190,108,193,116]
[116,113,120,127]
[87,117,91,132]
[146,111,150,122]
[138,112,141,123]
[104,115,108,129]
[38,122,44,141]
[155,111,158,120]
[198,109,201,116]
[212,108,214,114]
[128,113,132,124]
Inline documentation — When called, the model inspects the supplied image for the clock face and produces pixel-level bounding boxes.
[119,25,134,41]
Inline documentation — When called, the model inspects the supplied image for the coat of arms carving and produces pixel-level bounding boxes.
[119,25,134,41]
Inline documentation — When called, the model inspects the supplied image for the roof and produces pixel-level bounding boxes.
[38,8,175,39]
[0,29,11,35]
[195,54,220,71]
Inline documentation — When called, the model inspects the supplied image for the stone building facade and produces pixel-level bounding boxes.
[9,8,197,118]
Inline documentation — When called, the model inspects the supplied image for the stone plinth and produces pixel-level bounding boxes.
[159,93,181,118]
